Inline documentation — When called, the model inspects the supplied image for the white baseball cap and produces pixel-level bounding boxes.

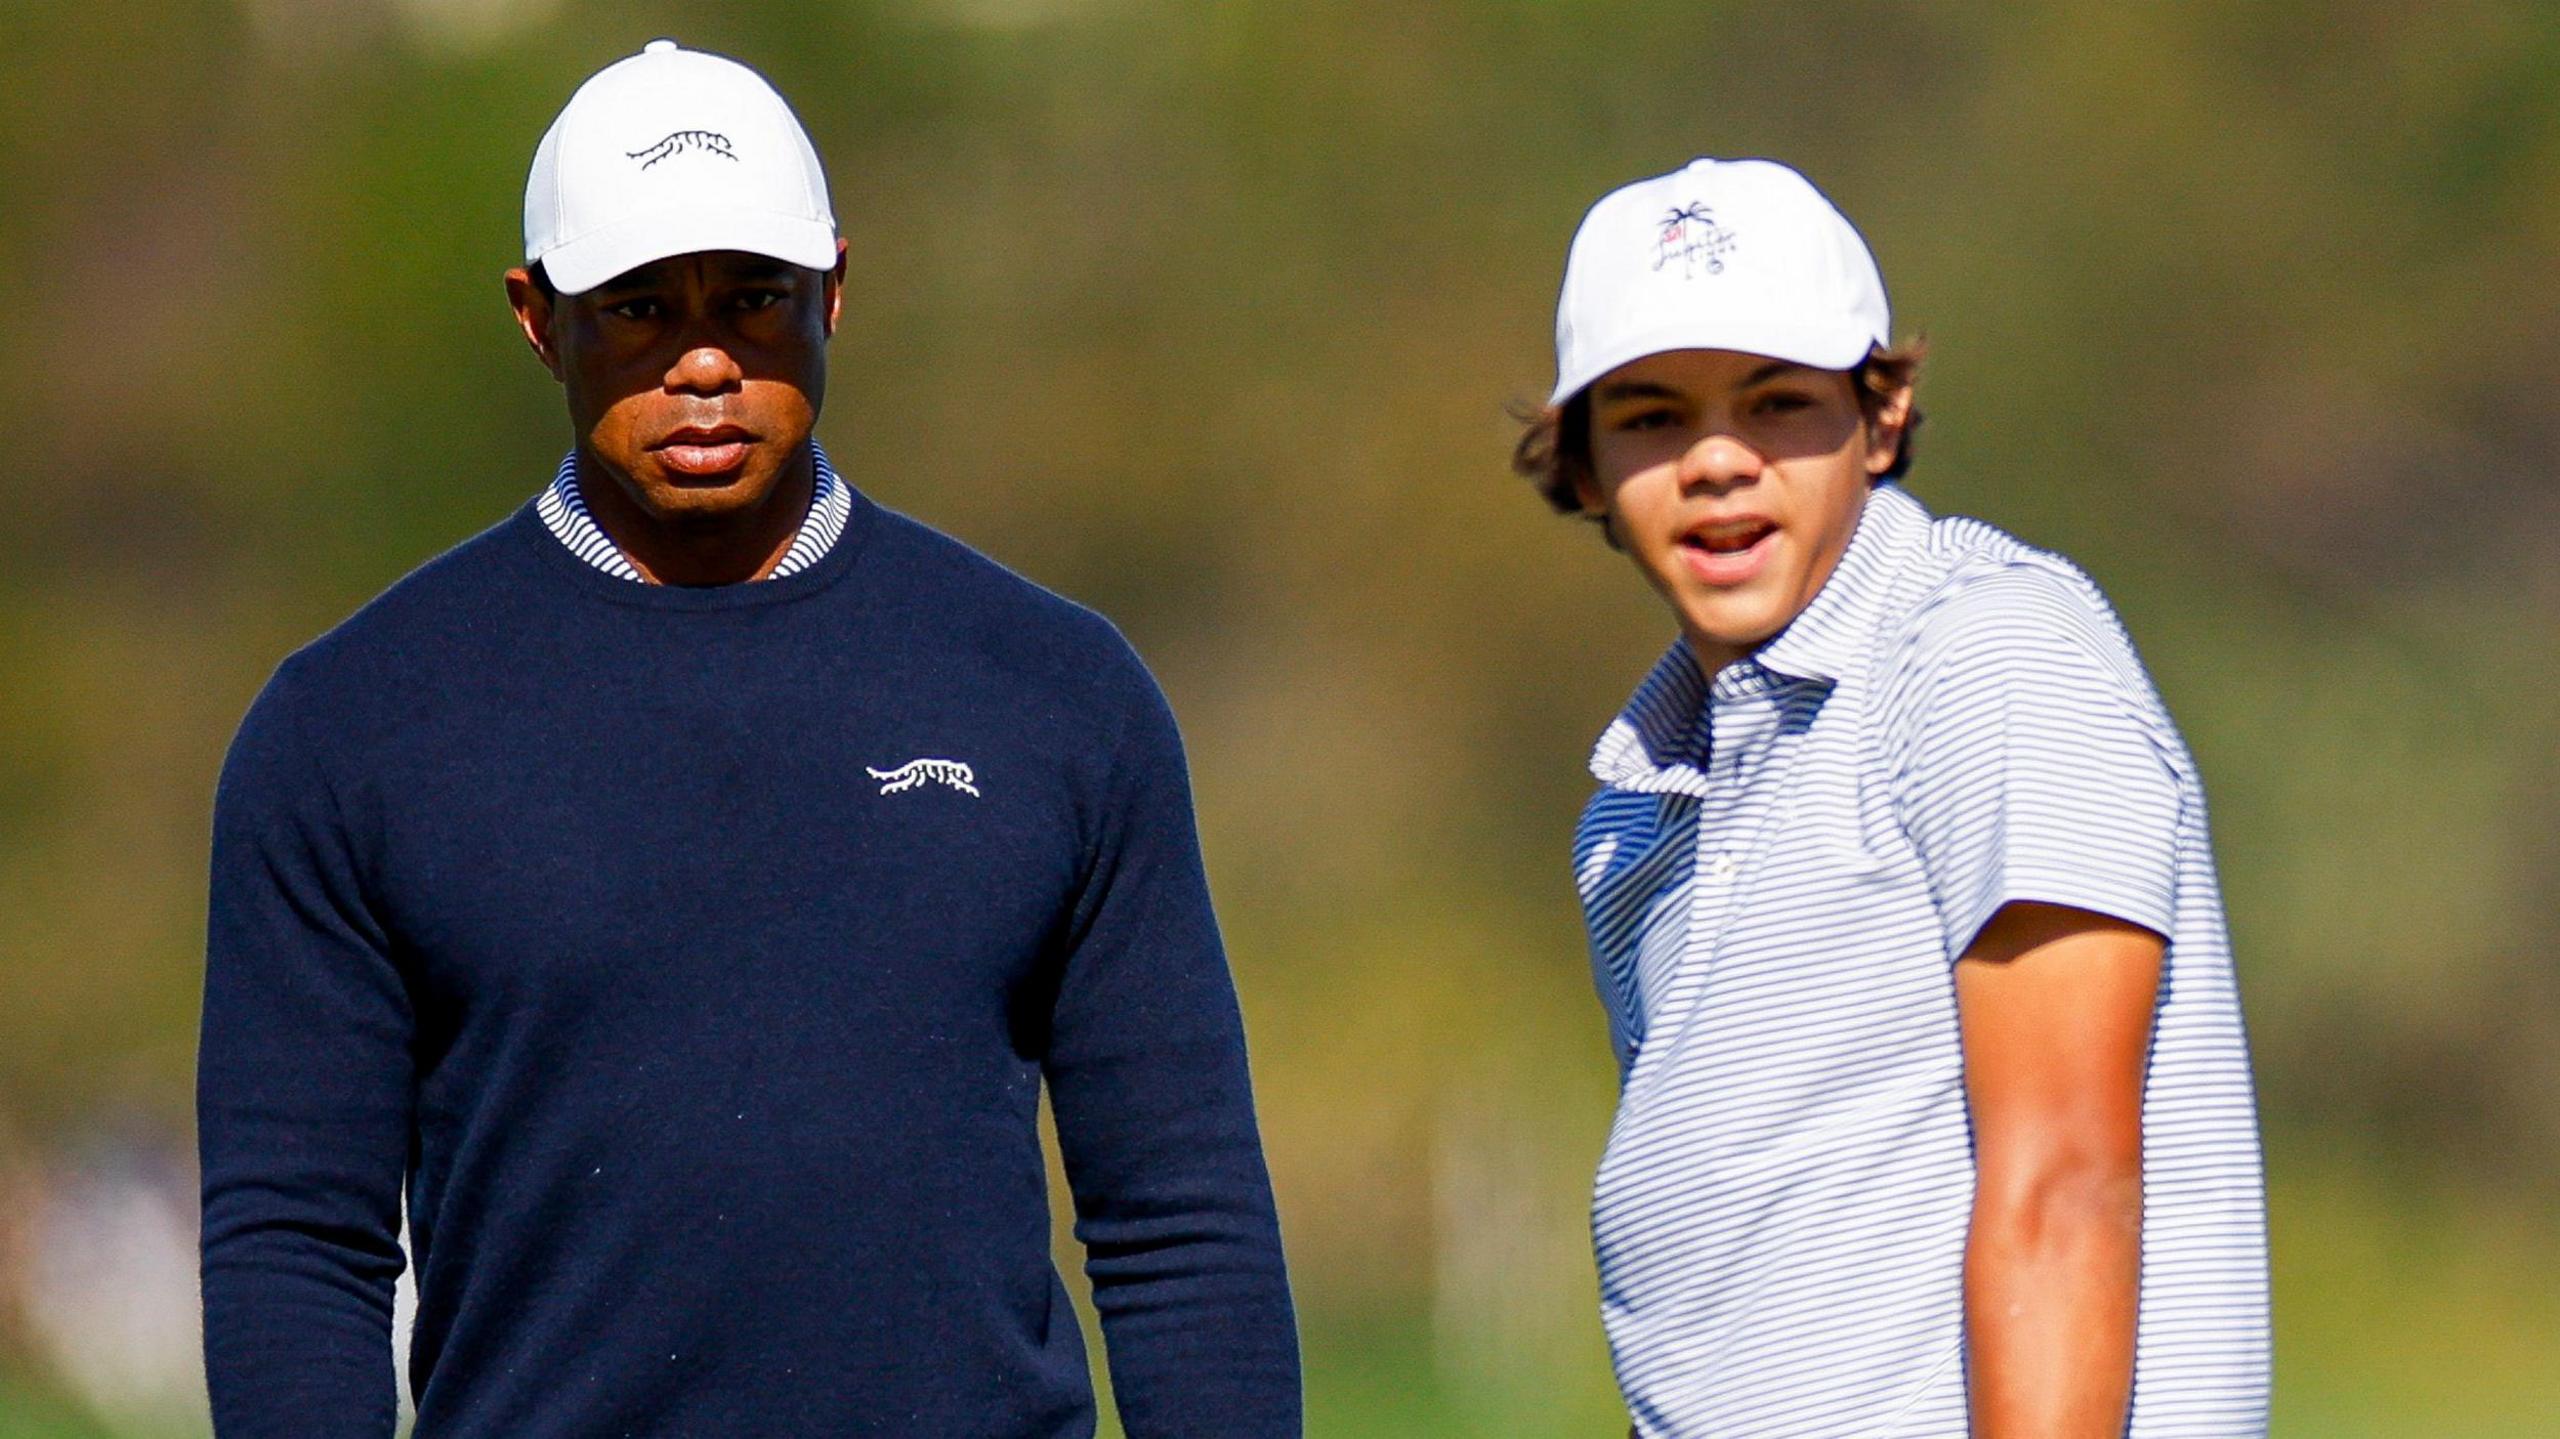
[524,39,838,297]
[1548,157,1889,406]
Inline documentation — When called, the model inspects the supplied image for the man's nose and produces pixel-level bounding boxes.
[1677,430,1762,490]
[665,343,744,395]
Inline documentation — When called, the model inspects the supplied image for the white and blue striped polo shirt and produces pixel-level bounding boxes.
[1577,482,2269,1437]
[534,444,850,581]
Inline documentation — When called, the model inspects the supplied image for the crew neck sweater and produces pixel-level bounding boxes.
[198,485,1300,1437]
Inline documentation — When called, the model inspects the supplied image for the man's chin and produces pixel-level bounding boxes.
[632,468,775,523]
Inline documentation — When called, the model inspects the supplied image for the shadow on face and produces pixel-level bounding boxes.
[1572,347,1905,672]
[1586,349,1870,486]
[504,244,847,529]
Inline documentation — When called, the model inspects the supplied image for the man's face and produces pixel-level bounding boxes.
[1576,347,1909,674]
[506,245,847,525]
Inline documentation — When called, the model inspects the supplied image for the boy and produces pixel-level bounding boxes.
[1517,158,2268,1437]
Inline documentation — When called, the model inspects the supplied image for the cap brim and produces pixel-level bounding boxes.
[536,207,839,295]
[1550,316,1880,408]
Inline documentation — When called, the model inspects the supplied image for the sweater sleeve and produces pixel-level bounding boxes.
[198,662,412,1437]
[1042,662,1302,1438]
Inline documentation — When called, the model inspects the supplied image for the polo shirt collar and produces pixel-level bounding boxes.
[1589,642,1712,794]
[1749,481,1929,685]
[540,442,849,584]
[1588,482,1930,793]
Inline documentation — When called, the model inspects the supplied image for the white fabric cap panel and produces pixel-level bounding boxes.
[525,41,836,295]
[1551,158,1889,405]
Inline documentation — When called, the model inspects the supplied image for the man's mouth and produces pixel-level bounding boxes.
[1675,516,1780,586]
[652,425,756,479]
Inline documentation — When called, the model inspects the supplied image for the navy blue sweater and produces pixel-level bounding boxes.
[198,485,1299,1436]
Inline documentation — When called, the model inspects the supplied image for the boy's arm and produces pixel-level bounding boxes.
[1042,662,1301,1438]
[1888,569,2189,1435]
[1956,901,2159,1438]
[198,667,413,1437]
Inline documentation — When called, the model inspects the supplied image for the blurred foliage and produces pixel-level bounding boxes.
[3,0,2557,1432]
[0,1373,117,1439]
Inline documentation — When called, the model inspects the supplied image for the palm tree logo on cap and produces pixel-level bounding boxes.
[1654,203,1737,276]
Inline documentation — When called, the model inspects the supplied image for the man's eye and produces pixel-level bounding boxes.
[1752,392,1815,415]
[605,298,664,321]
[733,289,786,311]
[1613,409,1676,432]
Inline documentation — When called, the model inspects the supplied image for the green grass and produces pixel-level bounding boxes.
[0,1373,116,1439]
[11,1157,2559,1438]
[2268,1151,2560,1436]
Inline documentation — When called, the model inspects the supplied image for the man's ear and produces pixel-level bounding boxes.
[503,267,564,381]
[1863,384,1915,476]
[822,237,848,338]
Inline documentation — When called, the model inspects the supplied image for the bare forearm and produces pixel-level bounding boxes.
[1954,903,2159,1438]
[1963,1174,2141,1438]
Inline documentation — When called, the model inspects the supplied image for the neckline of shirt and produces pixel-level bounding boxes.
[512,443,876,611]
[537,443,851,583]
[1590,482,1930,792]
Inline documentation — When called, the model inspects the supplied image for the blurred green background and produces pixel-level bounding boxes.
[3,0,2557,1433]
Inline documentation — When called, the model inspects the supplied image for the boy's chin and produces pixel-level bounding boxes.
[1674,599,1787,657]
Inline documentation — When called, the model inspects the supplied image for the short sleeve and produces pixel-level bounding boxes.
[1887,566,2184,961]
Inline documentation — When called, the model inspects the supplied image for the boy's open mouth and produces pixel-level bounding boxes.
[1687,518,1776,554]
[1677,516,1779,585]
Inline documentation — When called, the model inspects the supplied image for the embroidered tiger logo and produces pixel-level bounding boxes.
[626,130,739,170]
[867,759,981,797]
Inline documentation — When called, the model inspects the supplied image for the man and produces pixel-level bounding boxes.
[198,41,1299,1437]
[1514,159,2270,1436]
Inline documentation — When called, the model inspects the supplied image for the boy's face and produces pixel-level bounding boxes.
[1575,347,1909,676]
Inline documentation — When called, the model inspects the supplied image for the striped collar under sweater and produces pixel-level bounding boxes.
[534,444,850,582]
